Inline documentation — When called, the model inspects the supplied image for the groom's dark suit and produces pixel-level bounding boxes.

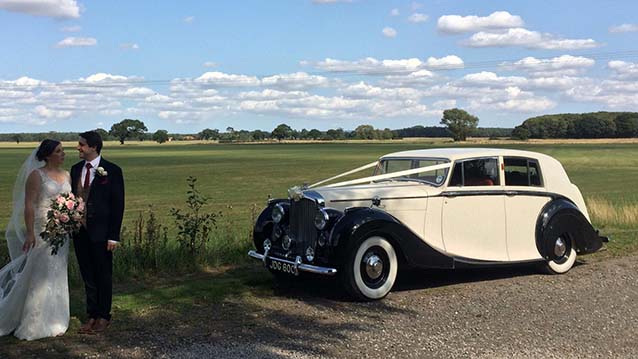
[71,157,124,321]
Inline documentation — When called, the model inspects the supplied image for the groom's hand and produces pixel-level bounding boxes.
[107,240,118,251]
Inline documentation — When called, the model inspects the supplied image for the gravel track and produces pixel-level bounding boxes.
[164,255,638,358]
[2,255,636,358]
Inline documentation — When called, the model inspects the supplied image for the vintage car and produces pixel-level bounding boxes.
[248,148,608,300]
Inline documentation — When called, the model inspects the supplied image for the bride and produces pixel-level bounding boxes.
[0,139,71,340]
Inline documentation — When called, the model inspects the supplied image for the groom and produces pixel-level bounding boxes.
[71,130,125,333]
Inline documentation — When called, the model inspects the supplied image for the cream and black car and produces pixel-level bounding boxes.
[249,148,608,300]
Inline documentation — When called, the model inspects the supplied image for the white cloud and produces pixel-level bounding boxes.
[390,8,399,16]
[425,55,464,69]
[313,56,463,76]
[238,89,309,101]
[411,2,423,11]
[382,27,397,38]
[340,82,423,100]
[467,87,556,112]
[184,16,194,23]
[0,0,80,19]
[80,73,130,83]
[56,37,97,48]
[35,105,72,118]
[194,71,260,87]
[437,11,523,34]
[461,71,528,88]
[123,87,155,98]
[381,69,436,87]
[408,13,428,23]
[465,28,599,50]
[608,60,638,79]
[120,43,140,50]
[60,25,81,32]
[609,24,638,33]
[261,72,329,90]
[503,55,595,76]
[120,43,139,50]
[203,62,217,68]
[433,99,457,109]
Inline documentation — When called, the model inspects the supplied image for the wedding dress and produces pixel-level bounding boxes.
[0,161,71,340]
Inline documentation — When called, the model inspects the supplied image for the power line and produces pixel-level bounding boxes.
[3,50,638,90]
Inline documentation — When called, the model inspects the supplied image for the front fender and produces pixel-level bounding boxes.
[253,199,288,252]
[536,199,603,259]
[329,207,453,269]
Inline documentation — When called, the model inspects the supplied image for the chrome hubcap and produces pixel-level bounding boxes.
[554,237,567,257]
[364,254,383,280]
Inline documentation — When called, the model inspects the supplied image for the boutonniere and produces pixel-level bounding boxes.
[96,167,108,177]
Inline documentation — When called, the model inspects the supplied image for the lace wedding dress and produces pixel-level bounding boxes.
[0,168,71,340]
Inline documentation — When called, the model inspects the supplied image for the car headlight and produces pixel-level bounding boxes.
[314,209,329,230]
[272,204,285,223]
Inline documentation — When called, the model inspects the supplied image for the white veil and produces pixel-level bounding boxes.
[4,148,43,261]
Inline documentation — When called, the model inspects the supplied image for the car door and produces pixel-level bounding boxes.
[503,157,548,261]
[441,157,509,261]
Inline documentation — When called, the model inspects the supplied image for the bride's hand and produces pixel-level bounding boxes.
[23,233,36,252]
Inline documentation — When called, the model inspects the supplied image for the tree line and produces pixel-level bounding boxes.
[3,109,637,144]
[512,112,638,139]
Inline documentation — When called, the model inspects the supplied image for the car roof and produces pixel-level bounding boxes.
[380,148,555,162]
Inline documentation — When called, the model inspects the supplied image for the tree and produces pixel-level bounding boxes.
[109,119,148,144]
[354,125,375,140]
[198,128,219,140]
[440,108,479,141]
[11,134,22,144]
[614,114,638,138]
[152,129,169,144]
[271,123,293,141]
[252,130,268,141]
[307,129,322,140]
[326,128,345,140]
[95,128,110,141]
[511,126,530,140]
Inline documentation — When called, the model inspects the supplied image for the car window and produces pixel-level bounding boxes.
[375,158,450,186]
[449,157,500,187]
[504,157,543,187]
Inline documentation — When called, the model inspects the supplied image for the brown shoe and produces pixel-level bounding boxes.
[92,318,111,333]
[78,318,96,334]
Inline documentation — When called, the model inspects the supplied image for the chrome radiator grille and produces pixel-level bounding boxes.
[289,198,318,254]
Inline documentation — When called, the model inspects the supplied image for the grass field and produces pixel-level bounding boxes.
[1,140,637,269]
[1,140,637,354]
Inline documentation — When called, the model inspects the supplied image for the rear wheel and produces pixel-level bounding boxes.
[542,234,577,274]
[342,235,398,301]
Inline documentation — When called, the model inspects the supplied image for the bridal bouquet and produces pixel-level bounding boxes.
[40,192,85,255]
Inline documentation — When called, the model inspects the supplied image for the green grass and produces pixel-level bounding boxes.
[1,140,637,266]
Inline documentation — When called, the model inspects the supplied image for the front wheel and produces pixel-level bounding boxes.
[542,234,577,274]
[342,236,398,301]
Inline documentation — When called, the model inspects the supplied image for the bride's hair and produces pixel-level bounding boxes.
[35,139,61,162]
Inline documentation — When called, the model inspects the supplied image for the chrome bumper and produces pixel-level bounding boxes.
[248,250,338,276]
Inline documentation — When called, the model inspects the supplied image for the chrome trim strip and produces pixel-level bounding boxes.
[248,250,338,276]
[330,195,430,203]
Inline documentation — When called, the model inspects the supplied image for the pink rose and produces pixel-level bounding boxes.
[59,214,70,223]
[68,193,75,199]
[77,202,85,212]
[72,213,82,222]
[53,210,61,218]
[66,200,75,210]
[56,196,66,205]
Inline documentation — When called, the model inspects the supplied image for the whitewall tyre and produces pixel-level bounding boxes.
[543,235,577,274]
[344,236,398,301]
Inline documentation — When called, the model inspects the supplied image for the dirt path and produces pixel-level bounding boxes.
[2,255,637,358]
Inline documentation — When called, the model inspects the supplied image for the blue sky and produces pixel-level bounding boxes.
[1,0,638,133]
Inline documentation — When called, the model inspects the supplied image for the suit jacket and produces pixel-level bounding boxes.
[71,158,125,243]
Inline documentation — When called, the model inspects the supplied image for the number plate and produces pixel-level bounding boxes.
[268,257,297,275]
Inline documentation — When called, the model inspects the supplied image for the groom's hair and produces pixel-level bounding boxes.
[80,130,103,154]
[36,139,61,162]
